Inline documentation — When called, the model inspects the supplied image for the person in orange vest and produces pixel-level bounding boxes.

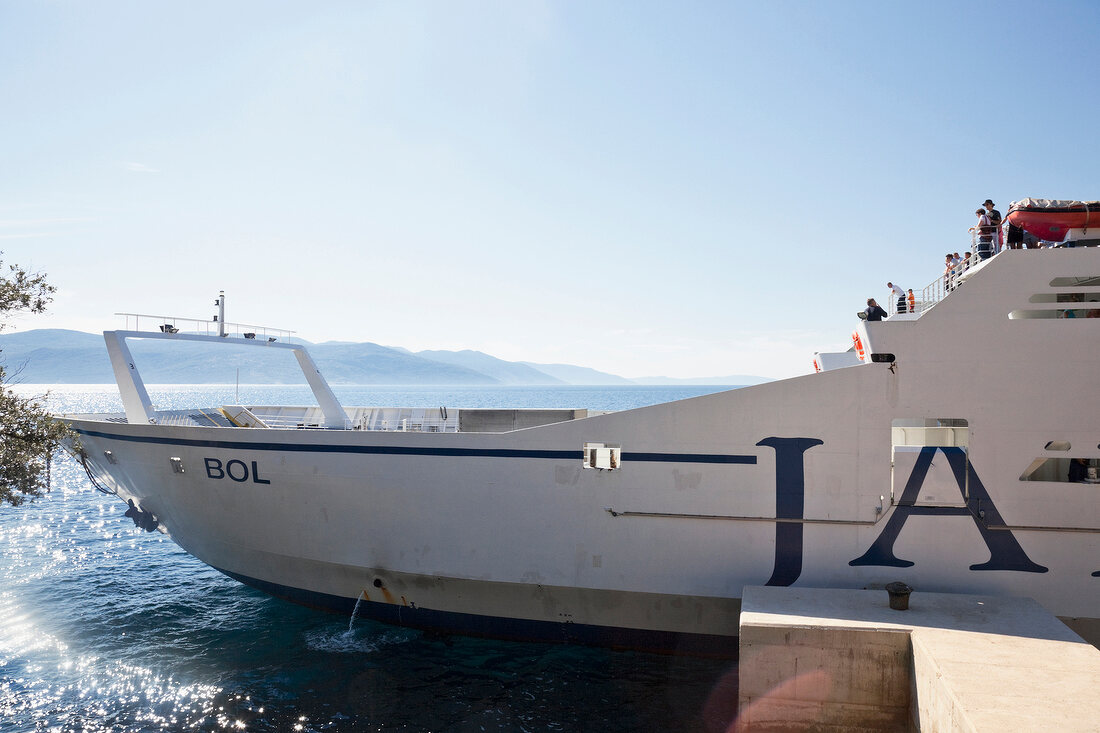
[907,288,915,313]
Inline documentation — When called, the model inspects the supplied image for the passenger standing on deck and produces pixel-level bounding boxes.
[1006,222,1025,250]
[888,282,906,313]
[865,298,888,321]
[907,288,915,313]
[1061,294,1081,318]
[1068,457,1089,482]
[970,209,994,260]
[948,253,962,289]
[984,199,1003,251]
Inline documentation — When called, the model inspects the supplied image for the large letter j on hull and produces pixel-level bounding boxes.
[757,437,823,586]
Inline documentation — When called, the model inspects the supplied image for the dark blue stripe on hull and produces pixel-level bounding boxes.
[217,567,739,658]
[73,427,756,465]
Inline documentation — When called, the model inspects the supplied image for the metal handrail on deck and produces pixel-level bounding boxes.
[114,312,295,342]
[886,227,1004,317]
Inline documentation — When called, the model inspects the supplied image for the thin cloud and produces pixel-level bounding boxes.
[0,217,95,228]
[0,232,52,240]
[121,162,160,173]
[0,216,97,241]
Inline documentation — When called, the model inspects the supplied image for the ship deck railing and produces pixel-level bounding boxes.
[68,406,598,434]
[893,227,1098,318]
[887,230,1006,318]
[114,312,295,342]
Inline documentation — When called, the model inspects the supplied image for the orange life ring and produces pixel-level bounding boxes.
[851,330,866,362]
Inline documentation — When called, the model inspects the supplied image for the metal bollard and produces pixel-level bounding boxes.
[885,582,913,611]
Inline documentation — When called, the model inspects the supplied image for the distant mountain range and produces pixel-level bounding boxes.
[0,329,774,386]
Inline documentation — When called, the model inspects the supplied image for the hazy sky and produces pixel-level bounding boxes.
[3,1,1098,379]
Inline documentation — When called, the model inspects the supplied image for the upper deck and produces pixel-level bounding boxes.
[859,245,1100,367]
[815,241,1100,372]
[66,404,598,433]
[68,293,611,434]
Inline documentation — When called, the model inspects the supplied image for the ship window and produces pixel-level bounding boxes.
[1028,292,1100,303]
[1020,457,1097,482]
[891,418,968,447]
[1044,441,1071,451]
[170,456,185,474]
[1049,275,1100,287]
[1008,307,1100,319]
[891,419,969,506]
[1011,288,1100,319]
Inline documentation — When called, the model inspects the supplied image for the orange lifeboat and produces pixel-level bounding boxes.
[1005,198,1098,241]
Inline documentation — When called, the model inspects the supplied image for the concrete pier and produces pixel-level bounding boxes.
[738,585,1100,732]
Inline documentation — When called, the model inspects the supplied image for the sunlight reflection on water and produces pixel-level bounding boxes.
[1,384,738,732]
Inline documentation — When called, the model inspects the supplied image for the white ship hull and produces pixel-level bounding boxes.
[67,249,1100,651]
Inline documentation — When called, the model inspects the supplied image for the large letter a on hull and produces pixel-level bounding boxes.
[850,447,1047,573]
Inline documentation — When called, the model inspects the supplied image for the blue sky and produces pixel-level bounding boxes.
[2,1,1098,379]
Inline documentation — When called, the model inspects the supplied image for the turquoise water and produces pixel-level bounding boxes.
[1,385,741,732]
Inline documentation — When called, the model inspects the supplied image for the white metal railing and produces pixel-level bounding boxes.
[258,414,457,432]
[884,220,1075,318]
[919,249,980,312]
[256,415,348,430]
[886,227,1006,318]
[114,312,295,342]
[883,288,916,317]
[239,405,460,432]
[349,406,459,433]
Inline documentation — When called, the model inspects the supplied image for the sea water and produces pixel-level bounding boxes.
[0,385,741,732]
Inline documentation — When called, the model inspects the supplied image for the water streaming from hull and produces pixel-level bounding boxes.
[348,591,365,633]
[2,384,739,732]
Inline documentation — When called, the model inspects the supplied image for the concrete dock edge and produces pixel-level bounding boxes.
[737,586,1100,732]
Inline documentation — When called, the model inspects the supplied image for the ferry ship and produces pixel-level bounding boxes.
[64,200,1100,652]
